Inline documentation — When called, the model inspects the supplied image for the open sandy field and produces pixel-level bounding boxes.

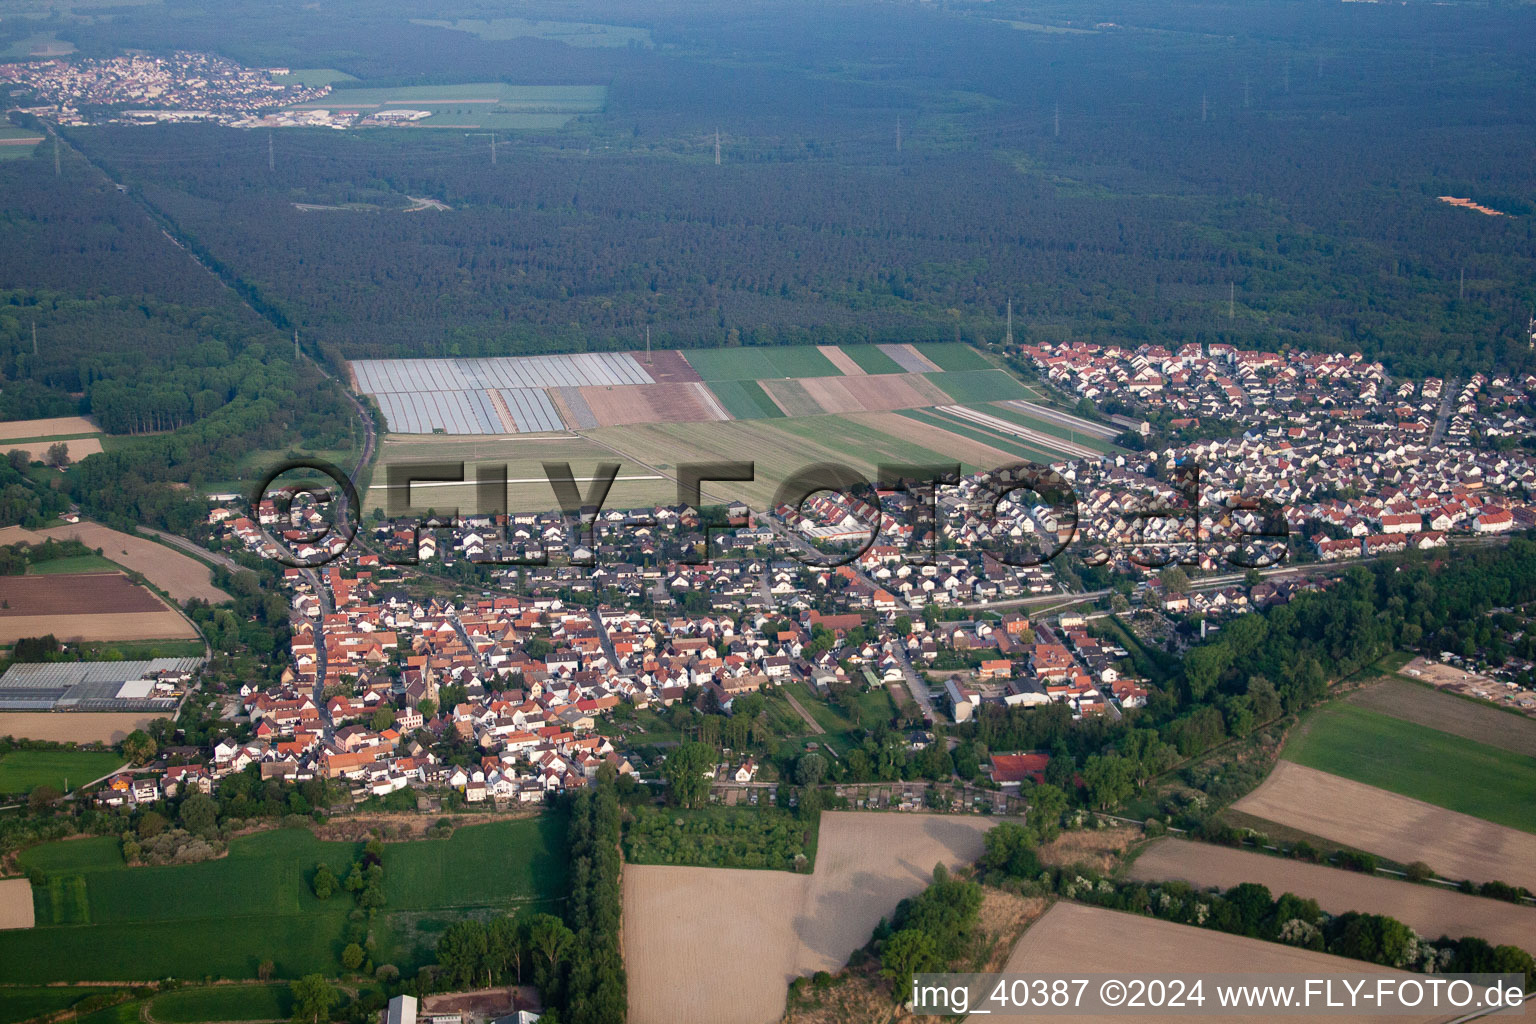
[1231,762,1536,891]
[0,711,165,744]
[1128,838,1536,950]
[0,437,104,463]
[624,811,997,1024]
[0,877,34,930]
[989,903,1451,1024]
[1349,678,1536,757]
[0,524,228,604]
[0,417,98,441]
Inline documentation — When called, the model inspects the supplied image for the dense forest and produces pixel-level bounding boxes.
[17,0,1532,376]
[0,148,357,531]
[0,0,1533,536]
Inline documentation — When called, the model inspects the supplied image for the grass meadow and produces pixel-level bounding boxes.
[0,750,125,796]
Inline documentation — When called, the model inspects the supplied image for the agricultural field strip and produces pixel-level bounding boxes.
[1128,838,1536,951]
[0,712,165,745]
[1348,678,1536,759]
[817,345,864,375]
[988,903,1449,1024]
[898,407,1066,465]
[0,573,170,615]
[1281,702,1536,833]
[1000,398,1121,440]
[878,343,941,373]
[288,83,606,111]
[1231,762,1536,892]
[938,404,1103,458]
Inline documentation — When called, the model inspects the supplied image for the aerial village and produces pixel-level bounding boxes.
[96,341,1536,811]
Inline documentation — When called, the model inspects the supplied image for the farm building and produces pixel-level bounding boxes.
[0,657,202,712]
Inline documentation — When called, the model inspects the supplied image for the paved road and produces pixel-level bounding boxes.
[1430,376,1460,446]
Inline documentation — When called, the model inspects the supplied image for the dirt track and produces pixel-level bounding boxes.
[1231,761,1536,891]
[623,811,997,1024]
[1129,838,1536,950]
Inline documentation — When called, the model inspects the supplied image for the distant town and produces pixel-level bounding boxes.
[0,52,330,126]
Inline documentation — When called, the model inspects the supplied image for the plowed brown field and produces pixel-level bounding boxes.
[1128,838,1536,950]
[0,711,164,744]
[1231,762,1536,891]
[991,903,1451,1024]
[631,350,703,383]
[579,382,730,426]
[0,878,34,930]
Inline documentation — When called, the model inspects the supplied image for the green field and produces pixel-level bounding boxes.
[369,433,675,515]
[913,343,993,371]
[150,984,292,1023]
[1283,703,1536,833]
[0,127,44,162]
[3,818,565,982]
[26,553,120,574]
[838,345,906,375]
[926,369,1030,403]
[0,986,95,1024]
[0,750,124,796]
[272,68,359,86]
[413,17,653,47]
[682,346,841,381]
[706,379,785,420]
[289,83,606,131]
